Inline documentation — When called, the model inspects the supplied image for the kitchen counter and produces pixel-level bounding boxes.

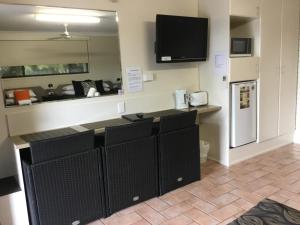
[10,105,221,150]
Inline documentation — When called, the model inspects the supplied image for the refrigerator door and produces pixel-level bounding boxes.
[231,81,257,148]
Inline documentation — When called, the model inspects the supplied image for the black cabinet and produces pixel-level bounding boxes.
[22,131,105,225]
[21,110,201,223]
[157,110,200,195]
[97,119,158,215]
[158,125,200,194]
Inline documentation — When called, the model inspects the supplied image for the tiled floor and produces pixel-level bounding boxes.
[88,144,300,225]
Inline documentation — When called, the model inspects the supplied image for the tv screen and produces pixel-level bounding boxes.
[155,14,208,63]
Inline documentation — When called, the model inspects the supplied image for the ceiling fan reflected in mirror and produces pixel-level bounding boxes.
[48,23,86,40]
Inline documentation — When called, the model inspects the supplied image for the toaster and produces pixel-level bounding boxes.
[190,91,208,106]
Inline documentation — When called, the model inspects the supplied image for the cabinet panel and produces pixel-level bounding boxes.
[279,0,300,135]
[230,0,261,17]
[230,57,259,82]
[258,0,282,142]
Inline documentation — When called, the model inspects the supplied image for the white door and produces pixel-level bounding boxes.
[258,0,282,142]
[231,81,257,148]
[279,0,299,136]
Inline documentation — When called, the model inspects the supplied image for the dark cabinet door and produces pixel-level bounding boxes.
[103,136,158,215]
[31,150,104,225]
[159,125,200,195]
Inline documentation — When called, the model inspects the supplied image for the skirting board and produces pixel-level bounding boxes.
[229,133,294,166]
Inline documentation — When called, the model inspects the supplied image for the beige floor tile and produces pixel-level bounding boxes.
[159,193,182,206]
[161,202,193,219]
[160,215,193,225]
[234,210,246,218]
[254,185,280,197]
[187,187,216,202]
[117,203,147,215]
[136,205,166,225]
[209,193,239,208]
[193,213,219,225]
[231,189,263,204]
[183,207,207,220]
[281,180,300,194]
[210,183,237,197]
[282,169,300,184]
[145,198,170,211]
[171,190,197,203]
[192,199,218,214]
[210,204,243,222]
[233,198,254,211]
[217,217,236,225]
[241,177,274,193]
[248,170,270,179]
[101,212,143,225]
[268,194,288,203]
[285,199,300,211]
[273,189,299,200]
[130,220,151,225]
[208,175,233,185]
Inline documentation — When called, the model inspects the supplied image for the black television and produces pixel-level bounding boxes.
[155,14,208,63]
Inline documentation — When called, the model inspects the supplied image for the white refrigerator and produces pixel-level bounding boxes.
[230,81,257,148]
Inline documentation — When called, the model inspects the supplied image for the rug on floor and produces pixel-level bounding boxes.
[228,198,300,225]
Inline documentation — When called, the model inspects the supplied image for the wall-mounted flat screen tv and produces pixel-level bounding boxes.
[155,14,208,63]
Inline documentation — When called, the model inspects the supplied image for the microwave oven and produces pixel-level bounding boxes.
[230,38,252,57]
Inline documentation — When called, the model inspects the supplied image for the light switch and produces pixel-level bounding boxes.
[117,101,125,114]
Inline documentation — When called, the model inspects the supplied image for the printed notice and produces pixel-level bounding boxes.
[126,67,143,93]
[214,52,228,76]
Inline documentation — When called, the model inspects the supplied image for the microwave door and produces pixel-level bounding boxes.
[233,40,245,54]
[231,38,252,57]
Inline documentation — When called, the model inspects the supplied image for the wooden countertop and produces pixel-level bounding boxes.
[10,105,221,150]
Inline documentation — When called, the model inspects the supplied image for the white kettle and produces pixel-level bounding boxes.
[175,90,189,109]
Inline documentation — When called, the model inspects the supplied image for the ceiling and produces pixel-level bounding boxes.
[0,4,118,36]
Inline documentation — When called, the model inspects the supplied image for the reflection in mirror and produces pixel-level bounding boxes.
[0,4,122,107]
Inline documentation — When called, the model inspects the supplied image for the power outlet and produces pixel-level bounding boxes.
[117,101,125,114]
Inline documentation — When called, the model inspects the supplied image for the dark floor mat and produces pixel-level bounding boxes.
[228,198,300,225]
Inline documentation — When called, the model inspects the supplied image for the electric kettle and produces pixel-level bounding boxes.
[175,90,189,109]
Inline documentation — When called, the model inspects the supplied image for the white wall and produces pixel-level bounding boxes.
[198,0,230,166]
[0,0,199,178]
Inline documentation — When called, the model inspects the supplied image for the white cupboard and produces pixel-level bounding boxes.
[229,57,259,82]
[278,0,300,136]
[259,0,299,141]
[258,0,282,142]
[230,0,261,17]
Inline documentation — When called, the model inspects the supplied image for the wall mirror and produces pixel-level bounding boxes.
[0,4,122,107]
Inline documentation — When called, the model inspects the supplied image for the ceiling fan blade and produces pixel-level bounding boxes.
[48,36,64,40]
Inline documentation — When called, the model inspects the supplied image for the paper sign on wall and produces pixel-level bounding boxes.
[214,53,228,76]
[126,67,143,93]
